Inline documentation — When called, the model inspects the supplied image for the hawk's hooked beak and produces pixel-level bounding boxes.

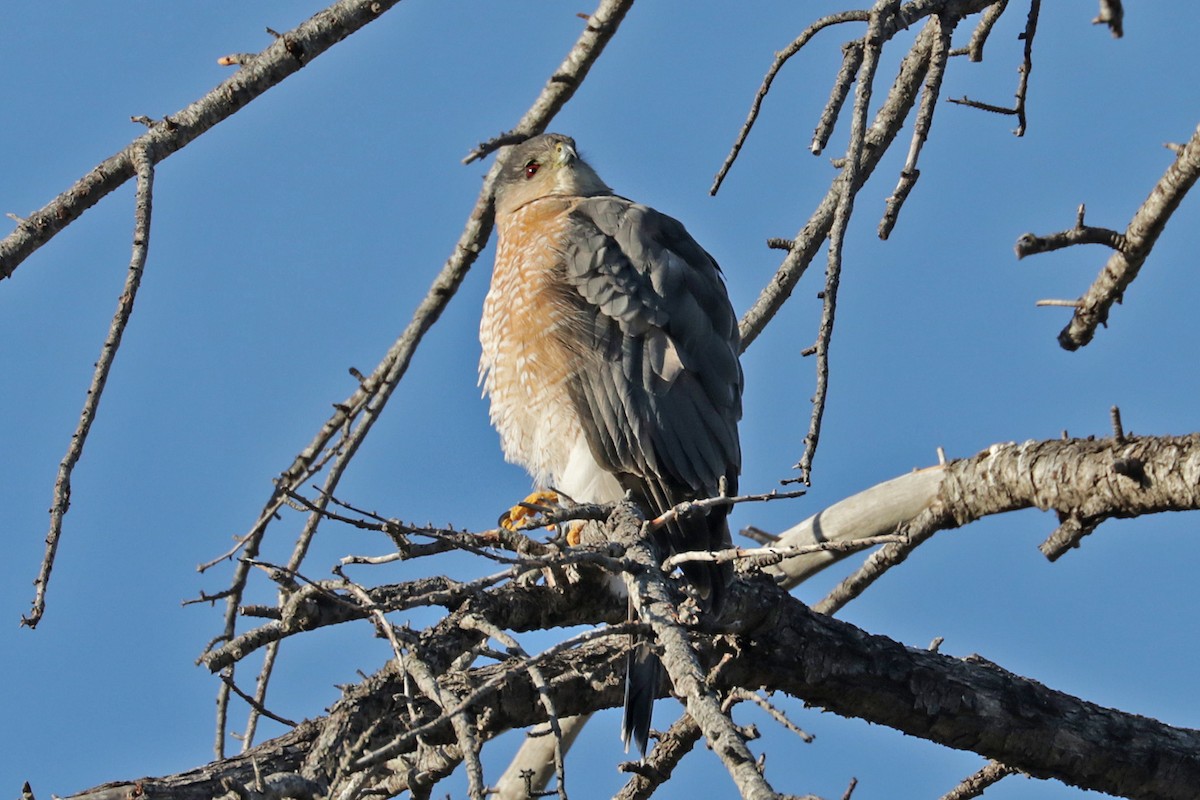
[555,141,578,167]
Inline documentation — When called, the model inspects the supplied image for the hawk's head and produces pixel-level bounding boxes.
[493,133,611,216]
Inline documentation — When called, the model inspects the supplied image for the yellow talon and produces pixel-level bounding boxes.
[499,489,561,532]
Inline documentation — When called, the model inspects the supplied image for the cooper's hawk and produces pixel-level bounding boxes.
[480,133,742,755]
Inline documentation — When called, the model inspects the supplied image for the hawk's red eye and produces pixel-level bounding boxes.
[524,161,540,179]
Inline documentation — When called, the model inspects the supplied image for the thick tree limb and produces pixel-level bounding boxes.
[185,433,1200,796]
[67,568,1200,800]
[755,432,1200,612]
[723,576,1200,800]
[752,466,946,589]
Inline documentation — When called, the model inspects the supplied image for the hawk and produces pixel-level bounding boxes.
[479,133,742,755]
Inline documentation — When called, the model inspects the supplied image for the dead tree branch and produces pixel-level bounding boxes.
[64,557,1200,800]
[947,0,1040,136]
[772,433,1200,614]
[23,143,155,629]
[792,0,891,487]
[735,0,1000,353]
[1015,203,1127,258]
[191,428,1200,794]
[939,760,1022,800]
[609,504,780,799]
[0,0,402,279]
[1022,123,1200,351]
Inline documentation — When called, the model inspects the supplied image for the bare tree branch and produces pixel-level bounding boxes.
[817,433,1200,612]
[610,503,780,800]
[1038,123,1200,350]
[947,0,1040,136]
[879,12,956,239]
[1015,203,1127,258]
[791,0,894,486]
[614,713,703,800]
[752,467,945,589]
[951,0,1008,61]
[13,4,1199,799]
[712,9,869,191]
[737,18,935,352]
[188,428,1200,793]
[939,760,1021,800]
[0,0,403,279]
[23,143,155,629]
[65,561,1200,800]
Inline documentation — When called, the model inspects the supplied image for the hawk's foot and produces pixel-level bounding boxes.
[498,489,561,532]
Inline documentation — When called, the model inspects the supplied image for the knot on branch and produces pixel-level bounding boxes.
[1111,456,1148,486]
[279,586,323,634]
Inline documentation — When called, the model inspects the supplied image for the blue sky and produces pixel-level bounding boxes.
[3,3,1200,798]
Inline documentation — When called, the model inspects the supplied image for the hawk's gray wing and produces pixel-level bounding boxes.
[560,194,742,582]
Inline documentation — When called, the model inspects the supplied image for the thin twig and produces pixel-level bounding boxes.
[220,673,300,728]
[947,0,1039,136]
[737,18,937,353]
[1012,0,1039,136]
[461,0,635,164]
[202,571,521,673]
[396,637,486,799]
[712,10,870,194]
[794,0,893,485]
[813,527,933,616]
[24,143,155,629]
[1034,299,1081,308]
[879,12,957,239]
[648,487,806,529]
[461,615,570,800]
[939,760,1019,800]
[725,688,815,743]
[663,534,907,572]
[954,0,1008,61]
[351,623,638,772]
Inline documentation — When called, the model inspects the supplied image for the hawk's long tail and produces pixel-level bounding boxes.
[620,609,660,756]
[620,514,732,756]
